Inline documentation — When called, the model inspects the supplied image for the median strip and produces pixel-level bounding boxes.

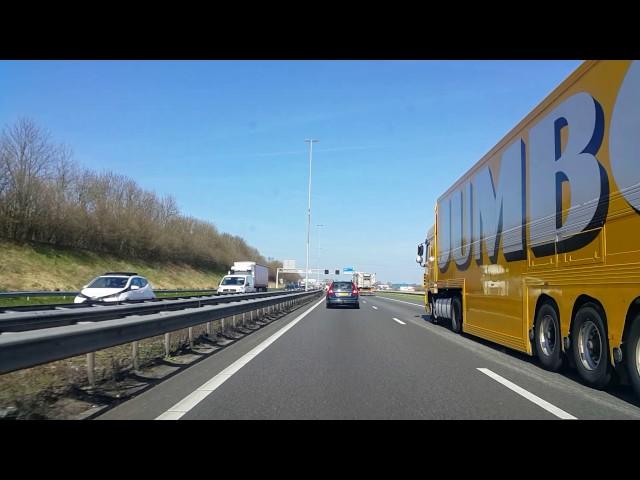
[477,368,577,420]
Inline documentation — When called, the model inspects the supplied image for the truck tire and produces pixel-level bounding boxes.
[624,313,640,400]
[429,300,438,324]
[571,303,611,389]
[534,302,563,372]
[451,297,462,334]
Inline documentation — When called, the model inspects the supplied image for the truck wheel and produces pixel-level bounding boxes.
[534,302,563,372]
[624,313,640,400]
[571,303,611,389]
[429,300,438,324]
[451,297,462,334]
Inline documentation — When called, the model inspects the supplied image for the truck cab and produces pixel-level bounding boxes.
[217,274,255,294]
[416,225,436,314]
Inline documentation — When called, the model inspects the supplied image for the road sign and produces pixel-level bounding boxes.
[342,267,354,275]
[283,260,296,270]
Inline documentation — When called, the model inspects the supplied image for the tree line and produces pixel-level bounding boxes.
[0,118,284,280]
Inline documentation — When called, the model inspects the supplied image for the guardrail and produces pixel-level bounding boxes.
[0,290,304,332]
[0,290,79,299]
[0,288,220,299]
[0,289,322,377]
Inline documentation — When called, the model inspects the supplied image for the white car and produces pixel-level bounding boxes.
[74,272,156,303]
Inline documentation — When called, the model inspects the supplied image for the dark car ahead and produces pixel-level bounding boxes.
[326,281,359,309]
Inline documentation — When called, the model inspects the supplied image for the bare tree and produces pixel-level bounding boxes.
[0,119,61,240]
[0,118,280,272]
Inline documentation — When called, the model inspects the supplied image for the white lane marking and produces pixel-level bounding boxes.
[372,306,378,310]
[477,368,577,420]
[156,297,325,420]
[362,300,367,304]
[376,296,424,308]
[392,317,406,325]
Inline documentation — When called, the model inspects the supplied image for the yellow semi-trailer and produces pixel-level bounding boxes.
[416,60,640,399]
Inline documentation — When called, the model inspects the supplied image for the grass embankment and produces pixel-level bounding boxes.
[375,291,425,305]
[0,240,227,308]
[0,239,226,292]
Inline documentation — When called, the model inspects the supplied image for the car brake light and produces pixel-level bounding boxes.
[328,289,334,296]
[353,288,358,295]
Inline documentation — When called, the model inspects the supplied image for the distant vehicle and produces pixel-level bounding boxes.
[74,272,155,303]
[300,278,319,289]
[399,285,416,292]
[217,261,269,294]
[286,282,299,290]
[353,272,376,295]
[326,281,359,309]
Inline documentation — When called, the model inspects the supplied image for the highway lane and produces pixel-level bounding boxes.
[369,295,640,419]
[99,294,640,420]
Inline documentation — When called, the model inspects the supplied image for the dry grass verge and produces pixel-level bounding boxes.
[0,319,227,419]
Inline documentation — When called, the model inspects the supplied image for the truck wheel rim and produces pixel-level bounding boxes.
[578,320,602,371]
[636,334,640,377]
[539,314,556,357]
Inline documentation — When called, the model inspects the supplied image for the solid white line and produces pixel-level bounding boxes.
[477,368,577,420]
[376,296,424,308]
[156,296,325,420]
[392,317,406,325]
[372,305,378,310]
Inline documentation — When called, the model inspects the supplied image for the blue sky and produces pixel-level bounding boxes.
[0,60,582,284]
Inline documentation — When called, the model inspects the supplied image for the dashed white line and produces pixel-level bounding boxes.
[477,368,577,420]
[392,317,406,325]
[371,306,378,310]
[156,296,325,420]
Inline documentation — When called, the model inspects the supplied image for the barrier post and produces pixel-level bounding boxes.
[86,352,95,387]
[164,333,171,357]
[132,341,139,370]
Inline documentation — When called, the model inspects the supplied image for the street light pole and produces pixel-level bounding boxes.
[305,139,318,291]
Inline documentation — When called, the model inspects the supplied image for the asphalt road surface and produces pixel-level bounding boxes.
[98,294,640,420]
